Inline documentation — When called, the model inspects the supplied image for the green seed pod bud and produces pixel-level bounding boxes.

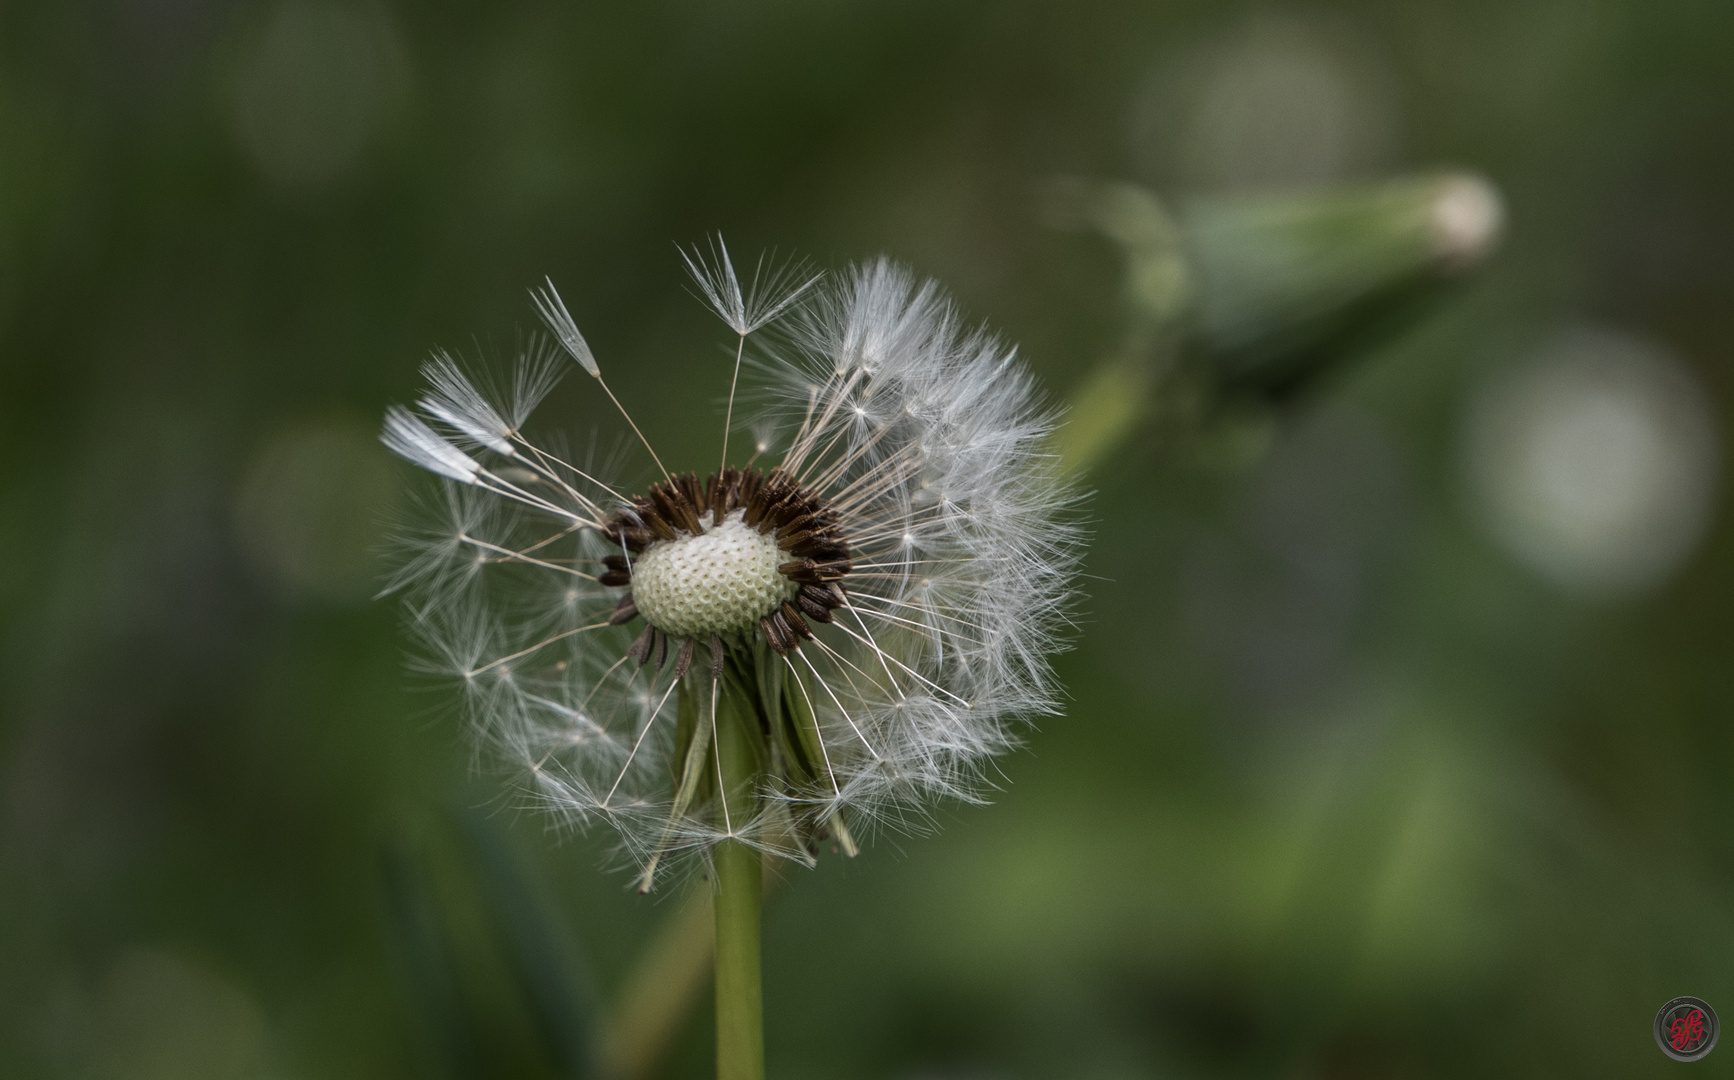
[1178,171,1504,398]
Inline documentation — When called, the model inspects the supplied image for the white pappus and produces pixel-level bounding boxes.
[381,243,1081,890]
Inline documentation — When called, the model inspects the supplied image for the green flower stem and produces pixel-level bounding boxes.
[713,688,765,1080]
[714,839,763,1080]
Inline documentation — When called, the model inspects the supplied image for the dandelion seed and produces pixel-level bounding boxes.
[679,234,822,338]
[382,245,1081,890]
[381,406,482,485]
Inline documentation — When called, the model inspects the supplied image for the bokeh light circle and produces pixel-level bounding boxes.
[1463,325,1720,599]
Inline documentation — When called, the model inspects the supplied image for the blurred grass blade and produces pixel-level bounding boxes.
[1049,355,1163,474]
[455,808,605,1080]
[603,893,716,1080]
[378,840,483,1080]
[1040,176,1194,326]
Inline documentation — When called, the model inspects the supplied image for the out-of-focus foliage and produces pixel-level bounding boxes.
[3,2,1733,1079]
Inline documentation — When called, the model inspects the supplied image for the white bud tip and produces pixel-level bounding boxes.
[1429,173,1505,271]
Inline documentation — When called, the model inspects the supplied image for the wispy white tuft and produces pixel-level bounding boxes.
[681,234,823,336]
[419,350,515,456]
[531,277,599,377]
[384,253,1080,885]
[507,340,565,426]
[382,406,482,485]
[415,344,566,458]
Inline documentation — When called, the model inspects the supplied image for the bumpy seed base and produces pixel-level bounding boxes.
[630,511,797,639]
[601,466,854,661]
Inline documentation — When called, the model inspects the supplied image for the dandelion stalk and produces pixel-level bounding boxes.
[712,683,764,1080]
[713,839,763,1080]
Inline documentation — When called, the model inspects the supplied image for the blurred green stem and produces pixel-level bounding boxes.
[713,690,764,1080]
[1050,354,1157,475]
[605,891,713,1079]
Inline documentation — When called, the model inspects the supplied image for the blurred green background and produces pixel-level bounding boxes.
[4,1,1734,1078]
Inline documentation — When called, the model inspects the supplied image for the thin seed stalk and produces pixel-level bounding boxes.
[713,683,764,1080]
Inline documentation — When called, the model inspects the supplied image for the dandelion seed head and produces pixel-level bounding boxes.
[381,245,1081,886]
